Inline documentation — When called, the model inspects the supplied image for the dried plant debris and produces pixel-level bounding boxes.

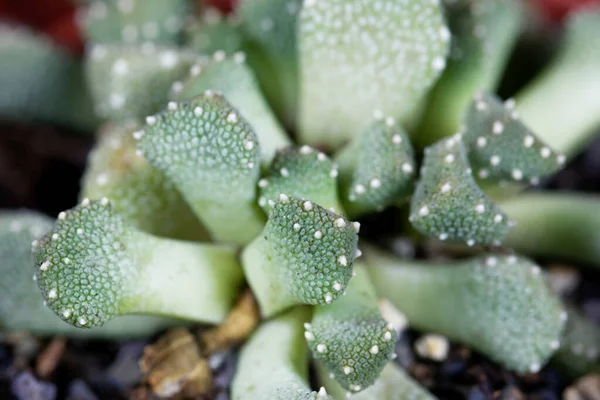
[563,374,600,400]
[139,328,212,399]
[199,290,260,356]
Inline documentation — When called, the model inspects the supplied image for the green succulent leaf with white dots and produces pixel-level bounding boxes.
[316,360,435,400]
[0,23,97,131]
[185,9,243,54]
[514,6,600,157]
[80,0,189,45]
[418,0,524,145]
[33,199,244,328]
[80,121,208,241]
[232,307,333,400]
[367,247,566,373]
[258,146,343,214]
[409,135,511,246]
[85,44,199,121]
[336,118,416,217]
[237,0,303,126]
[463,92,566,184]
[501,193,600,268]
[307,264,397,393]
[0,210,184,338]
[242,197,360,318]
[137,93,265,245]
[172,53,290,164]
[298,0,450,148]
[551,306,600,378]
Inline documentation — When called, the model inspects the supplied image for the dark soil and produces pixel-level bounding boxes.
[0,119,599,400]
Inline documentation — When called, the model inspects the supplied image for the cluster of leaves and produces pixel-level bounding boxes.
[1,0,600,398]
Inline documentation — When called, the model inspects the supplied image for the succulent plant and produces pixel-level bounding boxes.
[232,307,332,400]
[0,210,183,338]
[316,359,436,400]
[33,199,244,328]
[0,23,98,131]
[306,264,397,392]
[2,0,600,397]
[77,0,190,46]
[365,245,565,373]
[550,306,600,378]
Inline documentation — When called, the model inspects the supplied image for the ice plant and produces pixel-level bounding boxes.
[77,0,190,45]
[551,307,600,378]
[137,93,265,244]
[171,52,291,164]
[306,265,397,393]
[417,0,524,146]
[0,0,599,396]
[242,197,359,317]
[232,307,332,400]
[0,23,97,131]
[80,120,208,241]
[365,245,565,373]
[0,210,182,338]
[32,200,244,327]
[297,0,450,147]
[316,360,435,400]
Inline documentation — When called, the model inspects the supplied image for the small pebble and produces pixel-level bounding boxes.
[547,266,580,297]
[415,334,450,362]
[12,371,56,400]
[66,379,98,400]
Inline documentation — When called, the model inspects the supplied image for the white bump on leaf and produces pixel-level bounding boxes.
[370,178,381,188]
[541,147,551,158]
[512,169,523,181]
[492,121,504,135]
